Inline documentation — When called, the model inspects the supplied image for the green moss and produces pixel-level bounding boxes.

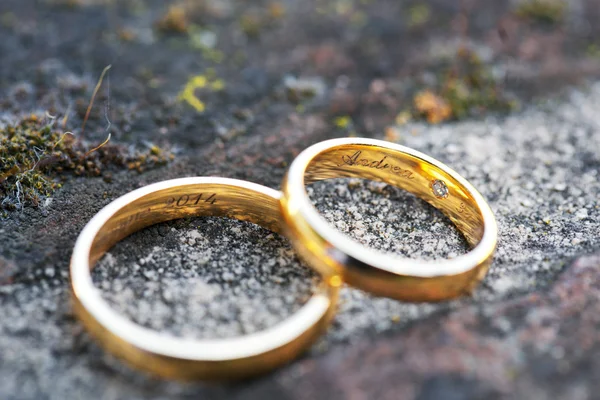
[0,12,16,28]
[409,48,516,124]
[587,44,600,58]
[0,114,171,212]
[155,5,189,34]
[450,49,515,118]
[238,3,286,39]
[239,13,263,38]
[515,0,566,25]
[408,3,430,28]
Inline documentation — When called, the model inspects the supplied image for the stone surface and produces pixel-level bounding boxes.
[1,0,600,399]
[244,252,600,400]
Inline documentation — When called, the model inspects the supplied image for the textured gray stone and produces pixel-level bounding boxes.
[1,84,600,399]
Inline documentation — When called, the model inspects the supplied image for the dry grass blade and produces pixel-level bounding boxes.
[61,105,71,129]
[52,131,74,150]
[84,133,111,158]
[81,65,112,137]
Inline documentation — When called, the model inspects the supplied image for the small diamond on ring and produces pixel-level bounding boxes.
[431,179,449,199]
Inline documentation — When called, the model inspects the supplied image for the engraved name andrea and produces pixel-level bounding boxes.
[337,151,415,179]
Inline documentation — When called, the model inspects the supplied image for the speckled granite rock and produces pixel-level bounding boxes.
[242,252,600,400]
[1,0,600,399]
[2,86,600,399]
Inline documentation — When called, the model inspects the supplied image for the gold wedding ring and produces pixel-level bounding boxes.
[71,138,497,379]
[70,177,338,380]
[280,138,497,301]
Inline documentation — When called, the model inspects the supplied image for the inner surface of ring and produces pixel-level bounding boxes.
[304,144,485,247]
[90,184,281,267]
[94,214,319,339]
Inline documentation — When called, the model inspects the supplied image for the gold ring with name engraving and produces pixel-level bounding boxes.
[280,138,497,302]
[70,177,338,380]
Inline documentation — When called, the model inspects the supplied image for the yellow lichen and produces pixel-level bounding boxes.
[178,75,207,112]
[178,74,226,113]
[210,78,225,91]
[333,115,352,129]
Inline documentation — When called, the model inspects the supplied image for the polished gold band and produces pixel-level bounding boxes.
[280,138,498,301]
[70,177,338,380]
